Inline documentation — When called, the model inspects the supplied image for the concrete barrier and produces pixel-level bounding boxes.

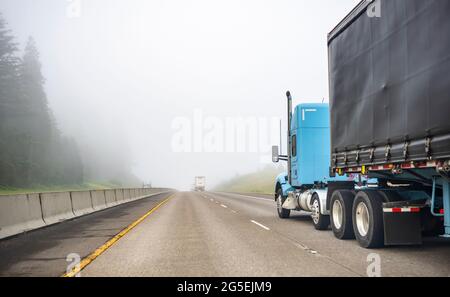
[41,192,75,225]
[91,190,107,210]
[0,188,173,240]
[105,190,117,207]
[0,194,45,240]
[71,191,93,216]
[123,189,131,201]
[115,189,125,204]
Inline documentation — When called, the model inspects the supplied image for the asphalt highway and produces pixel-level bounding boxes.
[83,192,450,277]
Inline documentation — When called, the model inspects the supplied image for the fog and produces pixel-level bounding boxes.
[1,0,359,190]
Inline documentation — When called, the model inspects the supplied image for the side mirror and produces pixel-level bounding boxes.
[272,145,280,163]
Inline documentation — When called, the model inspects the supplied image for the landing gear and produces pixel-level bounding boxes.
[276,189,291,219]
[311,194,330,230]
[330,190,355,240]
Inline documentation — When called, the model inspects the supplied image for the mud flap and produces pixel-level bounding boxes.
[383,202,423,246]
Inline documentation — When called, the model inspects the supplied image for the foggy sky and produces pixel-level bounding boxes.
[0,0,359,190]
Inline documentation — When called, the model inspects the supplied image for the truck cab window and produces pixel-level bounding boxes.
[291,135,297,157]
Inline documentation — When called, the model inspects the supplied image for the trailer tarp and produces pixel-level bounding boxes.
[329,0,450,169]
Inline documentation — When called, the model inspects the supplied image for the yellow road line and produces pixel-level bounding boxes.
[62,193,175,277]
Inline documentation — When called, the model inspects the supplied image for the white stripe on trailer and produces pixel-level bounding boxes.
[383,207,421,213]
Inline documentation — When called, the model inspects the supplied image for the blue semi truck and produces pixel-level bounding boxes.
[272,0,450,248]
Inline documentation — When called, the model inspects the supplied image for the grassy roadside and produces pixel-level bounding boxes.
[214,166,285,195]
[0,181,123,196]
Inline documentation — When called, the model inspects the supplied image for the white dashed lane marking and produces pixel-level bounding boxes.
[250,220,270,231]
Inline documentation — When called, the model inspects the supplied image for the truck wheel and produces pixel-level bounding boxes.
[330,190,355,239]
[276,189,290,219]
[311,194,330,230]
[352,191,384,248]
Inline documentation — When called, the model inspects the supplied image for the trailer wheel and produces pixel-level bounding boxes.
[330,190,355,239]
[311,194,330,230]
[276,189,290,219]
[352,191,384,248]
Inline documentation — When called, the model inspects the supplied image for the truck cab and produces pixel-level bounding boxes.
[273,96,350,231]
[289,103,336,187]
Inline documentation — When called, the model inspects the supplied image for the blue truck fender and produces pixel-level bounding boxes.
[274,173,295,200]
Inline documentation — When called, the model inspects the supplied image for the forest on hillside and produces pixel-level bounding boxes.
[0,13,138,189]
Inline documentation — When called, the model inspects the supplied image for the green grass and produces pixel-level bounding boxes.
[0,181,123,196]
[214,165,285,195]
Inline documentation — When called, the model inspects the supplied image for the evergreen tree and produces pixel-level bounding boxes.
[0,12,90,188]
[0,13,21,186]
[19,37,53,185]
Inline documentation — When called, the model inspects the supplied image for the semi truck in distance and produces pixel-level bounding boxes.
[272,0,450,248]
[195,176,206,192]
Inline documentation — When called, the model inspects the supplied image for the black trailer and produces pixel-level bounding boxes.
[326,0,450,248]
